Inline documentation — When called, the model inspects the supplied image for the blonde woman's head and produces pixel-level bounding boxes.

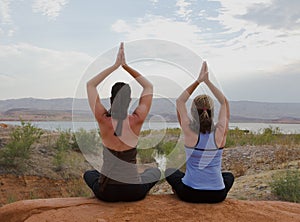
[190,95,214,134]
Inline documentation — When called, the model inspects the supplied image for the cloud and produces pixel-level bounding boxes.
[201,0,300,79]
[110,12,298,70]
[175,0,192,21]
[111,15,203,51]
[32,0,69,20]
[207,0,270,33]
[110,8,300,103]
[0,0,12,24]
[111,19,132,33]
[238,0,300,30]
[0,43,93,99]
[0,0,16,37]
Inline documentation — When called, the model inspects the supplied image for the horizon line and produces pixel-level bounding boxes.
[0,97,300,104]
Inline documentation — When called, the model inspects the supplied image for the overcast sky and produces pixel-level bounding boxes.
[0,0,299,102]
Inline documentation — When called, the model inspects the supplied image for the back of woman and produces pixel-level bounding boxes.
[165,61,234,203]
[83,42,161,202]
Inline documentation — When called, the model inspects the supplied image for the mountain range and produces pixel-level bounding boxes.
[0,98,300,123]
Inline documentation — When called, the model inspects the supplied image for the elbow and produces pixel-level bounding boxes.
[224,97,230,107]
[86,81,94,89]
[176,97,183,103]
[149,83,153,92]
[86,81,91,88]
[219,96,227,105]
[147,81,153,89]
[224,96,228,103]
[176,98,184,107]
[145,83,153,94]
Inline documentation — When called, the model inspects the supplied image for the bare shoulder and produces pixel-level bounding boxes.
[183,127,198,147]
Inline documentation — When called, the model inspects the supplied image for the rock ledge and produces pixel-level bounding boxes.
[0,195,300,222]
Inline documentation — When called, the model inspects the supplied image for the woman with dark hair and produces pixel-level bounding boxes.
[83,43,161,202]
[165,61,234,203]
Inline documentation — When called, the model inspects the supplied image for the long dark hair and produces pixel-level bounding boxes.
[109,82,131,136]
[190,95,214,134]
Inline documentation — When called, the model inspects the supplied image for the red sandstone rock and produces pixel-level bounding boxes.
[0,195,300,222]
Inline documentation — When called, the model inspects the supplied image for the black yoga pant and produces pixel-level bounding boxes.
[165,168,234,203]
[83,168,161,202]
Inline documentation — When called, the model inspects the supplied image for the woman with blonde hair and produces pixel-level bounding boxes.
[165,61,234,203]
[83,43,161,202]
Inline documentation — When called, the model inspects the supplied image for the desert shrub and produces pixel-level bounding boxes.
[251,127,279,145]
[155,141,176,156]
[139,129,152,137]
[288,134,300,145]
[53,129,73,170]
[225,126,300,148]
[54,129,73,151]
[0,121,43,165]
[137,148,155,163]
[137,139,177,164]
[225,127,251,147]
[74,128,101,154]
[70,133,80,151]
[270,170,300,203]
[53,150,66,171]
[165,128,181,136]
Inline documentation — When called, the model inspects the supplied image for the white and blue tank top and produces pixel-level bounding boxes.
[182,132,225,190]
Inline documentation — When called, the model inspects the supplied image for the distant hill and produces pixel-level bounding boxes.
[1,98,300,123]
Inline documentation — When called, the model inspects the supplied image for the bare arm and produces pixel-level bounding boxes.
[203,69,229,148]
[122,50,153,122]
[176,62,208,131]
[176,81,199,127]
[86,43,123,122]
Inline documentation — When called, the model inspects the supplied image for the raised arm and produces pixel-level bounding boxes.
[176,61,208,132]
[86,43,123,122]
[202,65,229,148]
[176,81,199,127]
[121,47,153,122]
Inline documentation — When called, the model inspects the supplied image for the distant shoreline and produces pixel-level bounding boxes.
[1,118,300,124]
[1,98,300,124]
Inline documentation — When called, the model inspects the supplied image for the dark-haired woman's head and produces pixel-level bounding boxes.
[110,82,131,119]
[110,82,131,136]
[190,95,214,134]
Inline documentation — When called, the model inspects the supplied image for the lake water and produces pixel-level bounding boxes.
[1,121,300,134]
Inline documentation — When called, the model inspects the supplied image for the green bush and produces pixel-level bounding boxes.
[225,126,300,147]
[74,128,101,154]
[0,121,43,165]
[155,141,176,156]
[53,130,71,170]
[225,127,248,147]
[53,150,66,171]
[137,148,155,163]
[54,129,72,151]
[270,170,300,203]
[53,128,101,170]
